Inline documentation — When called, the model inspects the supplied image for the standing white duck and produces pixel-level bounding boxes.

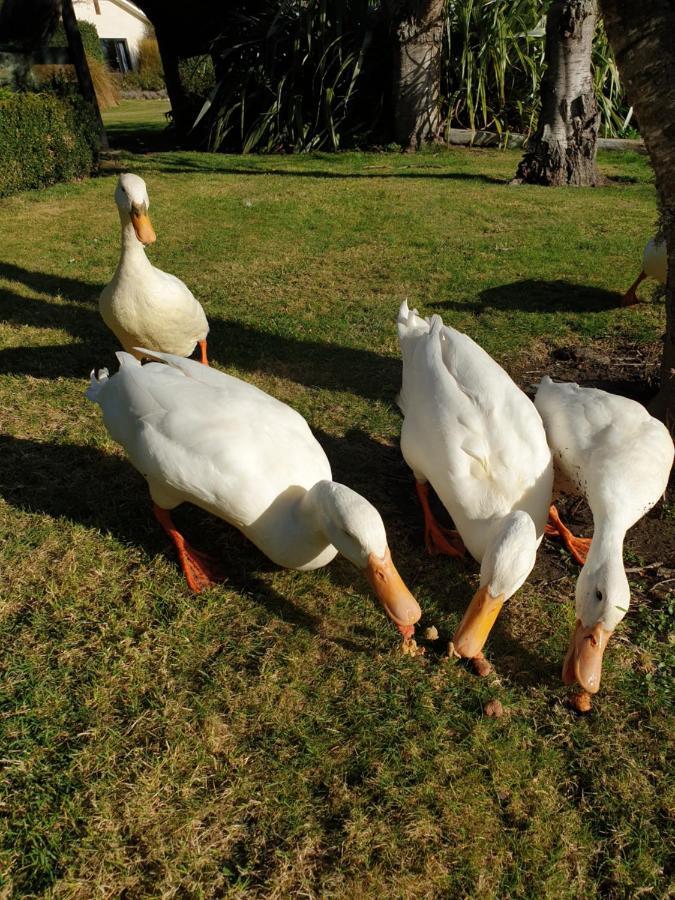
[622,236,667,307]
[535,376,674,695]
[99,174,210,363]
[87,350,422,641]
[397,302,553,668]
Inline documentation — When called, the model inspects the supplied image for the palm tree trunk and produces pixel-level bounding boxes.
[385,0,445,149]
[599,0,675,425]
[514,0,600,186]
[61,0,108,150]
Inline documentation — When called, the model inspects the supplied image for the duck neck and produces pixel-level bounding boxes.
[119,212,151,267]
[242,484,337,571]
[586,517,625,568]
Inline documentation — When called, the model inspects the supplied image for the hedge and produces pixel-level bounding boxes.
[0,91,100,197]
[49,20,105,63]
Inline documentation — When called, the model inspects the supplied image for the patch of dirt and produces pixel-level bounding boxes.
[513,338,663,406]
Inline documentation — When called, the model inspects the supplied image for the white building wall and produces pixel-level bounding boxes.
[74,0,150,69]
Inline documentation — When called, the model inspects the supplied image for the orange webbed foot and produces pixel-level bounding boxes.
[415,481,466,559]
[545,504,591,566]
[153,503,225,592]
[198,339,209,366]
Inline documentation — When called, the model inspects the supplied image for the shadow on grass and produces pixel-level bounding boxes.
[431,279,622,314]
[0,263,401,398]
[0,427,560,683]
[0,433,375,653]
[121,153,507,183]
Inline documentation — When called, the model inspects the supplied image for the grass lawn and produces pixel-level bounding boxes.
[0,103,673,896]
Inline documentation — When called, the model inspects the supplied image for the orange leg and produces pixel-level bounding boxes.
[621,270,646,307]
[545,504,591,566]
[153,504,225,592]
[415,482,465,558]
[198,339,209,366]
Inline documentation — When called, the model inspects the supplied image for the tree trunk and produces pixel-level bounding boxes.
[60,0,108,150]
[385,0,445,150]
[514,0,600,186]
[153,26,190,141]
[598,0,675,425]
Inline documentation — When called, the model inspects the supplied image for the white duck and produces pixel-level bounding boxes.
[99,174,210,363]
[397,302,553,667]
[535,376,674,694]
[622,236,667,306]
[87,349,421,641]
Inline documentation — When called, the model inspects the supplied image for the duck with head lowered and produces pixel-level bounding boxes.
[87,350,422,643]
[397,301,553,671]
[99,174,210,363]
[535,376,674,698]
[622,236,666,307]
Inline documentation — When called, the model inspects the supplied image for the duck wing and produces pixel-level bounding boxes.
[398,305,551,529]
[88,352,330,526]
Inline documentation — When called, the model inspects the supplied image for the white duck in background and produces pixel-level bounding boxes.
[535,376,674,695]
[622,236,667,306]
[99,174,210,363]
[87,350,421,641]
[397,302,553,669]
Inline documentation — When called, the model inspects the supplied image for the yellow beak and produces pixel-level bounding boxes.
[365,548,421,639]
[562,620,612,694]
[451,584,505,659]
[130,205,156,245]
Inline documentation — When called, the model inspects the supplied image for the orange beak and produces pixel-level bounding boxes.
[562,620,612,694]
[365,548,421,639]
[451,584,505,659]
[130,205,156,245]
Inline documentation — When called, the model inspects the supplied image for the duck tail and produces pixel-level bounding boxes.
[397,299,430,340]
[86,367,110,403]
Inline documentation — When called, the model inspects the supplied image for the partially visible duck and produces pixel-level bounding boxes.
[535,376,674,695]
[87,349,421,641]
[99,174,210,363]
[622,236,666,306]
[397,302,553,669]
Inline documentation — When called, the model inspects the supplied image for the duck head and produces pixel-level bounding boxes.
[115,173,156,246]
[563,552,628,694]
[308,480,422,639]
[452,511,538,658]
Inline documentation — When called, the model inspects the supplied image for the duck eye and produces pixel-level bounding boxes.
[595,589,603,602]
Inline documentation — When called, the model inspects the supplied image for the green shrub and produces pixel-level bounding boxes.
[136,37,164,90]
[49,20,105,63]
[0,91,100,197]
[178,54,215,102]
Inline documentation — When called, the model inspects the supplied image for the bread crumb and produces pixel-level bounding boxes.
[471,655,493,677]
[484,699,504,717]
[401,638,425,657]
[424,626,439,641]
[568,690,592,713]
[447,641,462,659]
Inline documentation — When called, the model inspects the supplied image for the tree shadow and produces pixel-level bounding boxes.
[134,153,506,183]
[0,262,402,398]
[431,279,622,315]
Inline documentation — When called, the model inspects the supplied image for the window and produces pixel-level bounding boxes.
[100,38,132,73]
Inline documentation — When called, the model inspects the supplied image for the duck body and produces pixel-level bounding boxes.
[91,352,336,570]
[397,302,553,659]
[535,376,674,692]
[643,237,667,284]
[100,251,209,360]
[87,350,421,636]
[622,236,667,305]
[99,173,209,360]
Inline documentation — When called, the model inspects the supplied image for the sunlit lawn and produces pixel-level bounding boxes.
[0,102,672,896]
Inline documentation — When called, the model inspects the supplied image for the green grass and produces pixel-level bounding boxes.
[1,116,673,896]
